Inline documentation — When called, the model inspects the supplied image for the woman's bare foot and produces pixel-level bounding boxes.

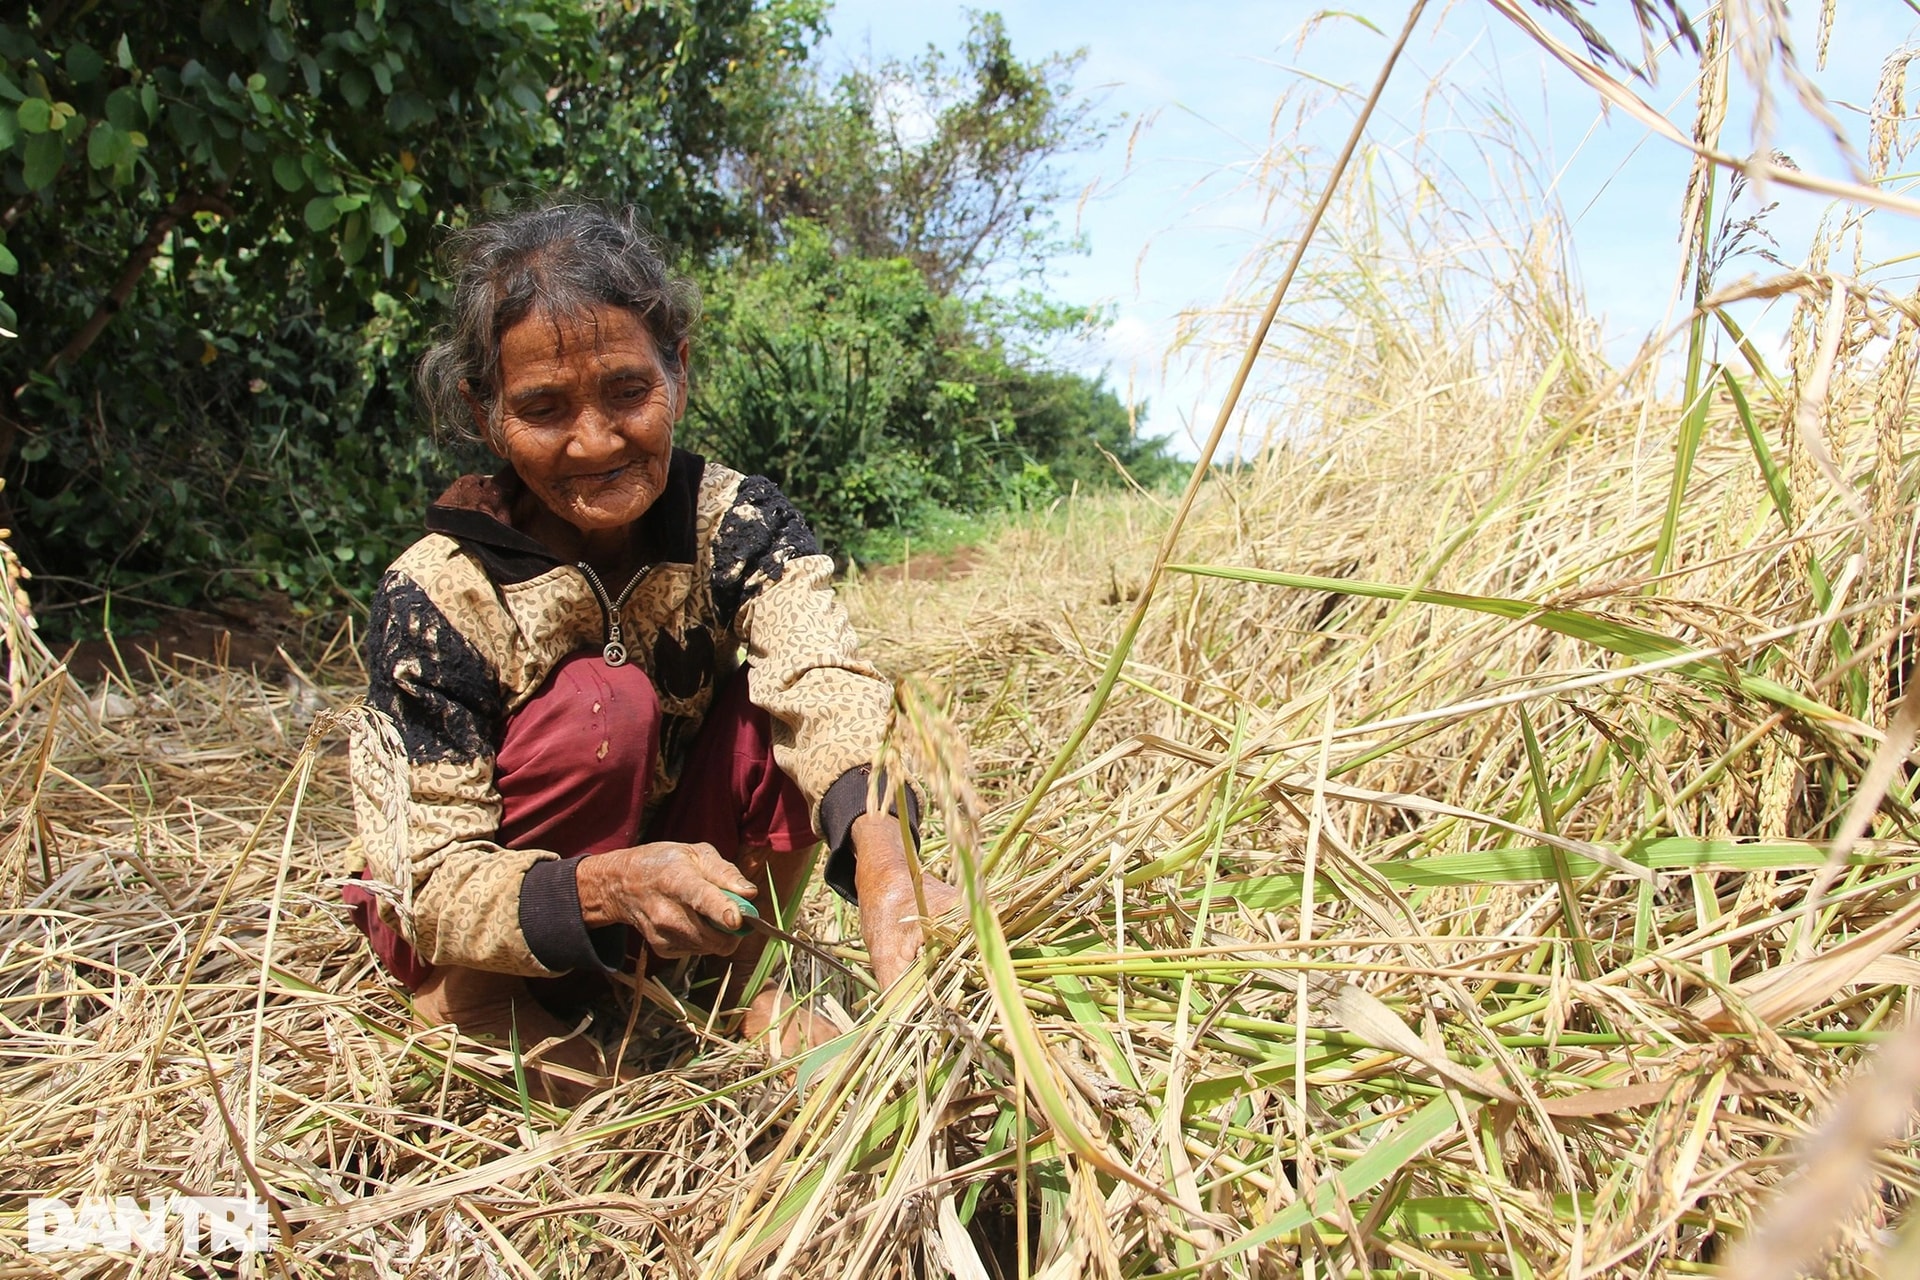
[411,965,607,1106]
[739,986,840,1058]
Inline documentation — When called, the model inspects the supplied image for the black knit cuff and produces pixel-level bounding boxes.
[519,858,625,974]
[819,766,922,905]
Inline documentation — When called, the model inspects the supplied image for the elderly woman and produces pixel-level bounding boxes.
[344,203,958,1100]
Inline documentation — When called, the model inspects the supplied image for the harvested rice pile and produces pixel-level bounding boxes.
[1,256,1915,1276]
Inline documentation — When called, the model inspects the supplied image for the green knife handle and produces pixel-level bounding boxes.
[712,889,760,937]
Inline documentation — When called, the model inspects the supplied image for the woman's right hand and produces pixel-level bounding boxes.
[574,842,758,959]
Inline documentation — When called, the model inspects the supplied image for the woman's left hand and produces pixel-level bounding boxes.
[575,841,758,959]
[850,812,962,990]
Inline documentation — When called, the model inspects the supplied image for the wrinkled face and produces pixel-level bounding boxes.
[482,304,685,538]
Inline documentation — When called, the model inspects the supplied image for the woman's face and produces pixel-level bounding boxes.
[482,304,686,539]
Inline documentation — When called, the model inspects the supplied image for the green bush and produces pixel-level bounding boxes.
[0,0,812,637]
[687,225,1174,559]
[9,252,474,634]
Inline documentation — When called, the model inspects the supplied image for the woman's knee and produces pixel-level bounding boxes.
[496,651,664,854]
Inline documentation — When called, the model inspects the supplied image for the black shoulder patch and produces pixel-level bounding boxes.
[709,475,822,629]
[365,572,503,764]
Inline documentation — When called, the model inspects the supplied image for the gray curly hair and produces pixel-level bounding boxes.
[416,202,701,448]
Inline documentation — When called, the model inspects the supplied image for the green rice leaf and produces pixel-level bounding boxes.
[1220,837,1891,910]
[1167,563,1850,725]
[1156,1095,1474,1275]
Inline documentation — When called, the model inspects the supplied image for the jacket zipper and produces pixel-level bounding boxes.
[577,562,652,667]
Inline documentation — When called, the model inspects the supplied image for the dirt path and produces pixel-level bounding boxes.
[858,545,982,586]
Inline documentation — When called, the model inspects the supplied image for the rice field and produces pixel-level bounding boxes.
[3,3,1919,1277]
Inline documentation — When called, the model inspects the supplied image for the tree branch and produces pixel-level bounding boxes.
[43,193,234,376]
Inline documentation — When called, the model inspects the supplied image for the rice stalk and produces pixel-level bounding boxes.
[1482,0,1920,220]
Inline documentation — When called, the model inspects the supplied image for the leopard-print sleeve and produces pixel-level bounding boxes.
[352,547,572,977]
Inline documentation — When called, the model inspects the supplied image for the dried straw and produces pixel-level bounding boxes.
[2,7,1919,1278]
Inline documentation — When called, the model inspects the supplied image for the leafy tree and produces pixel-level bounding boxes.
[738,10,1103,296]
[0,1,1162,636]
[544,0,821,251]
[993,366,1178,494]
[686,224,957,552]
[689,10,1175,556]
[0,0,587,375]
[0,0,820,370]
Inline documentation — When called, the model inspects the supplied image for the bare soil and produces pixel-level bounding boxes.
[57,595,337,683]
[858,545,982,586]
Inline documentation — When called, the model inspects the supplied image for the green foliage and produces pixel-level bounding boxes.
[988,363,1182,495]
[0,0,817,635]
[686,227,954,551]
[686,224,1173,558]
[0,0,588,340]
[13,275,466,627]
[544,0,824,251]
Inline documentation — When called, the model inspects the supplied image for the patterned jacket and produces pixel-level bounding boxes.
[349,447,903,978]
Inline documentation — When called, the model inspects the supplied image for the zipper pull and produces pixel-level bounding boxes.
[578,559,645,668]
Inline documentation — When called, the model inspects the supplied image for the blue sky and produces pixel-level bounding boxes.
[815,2,1919,452]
